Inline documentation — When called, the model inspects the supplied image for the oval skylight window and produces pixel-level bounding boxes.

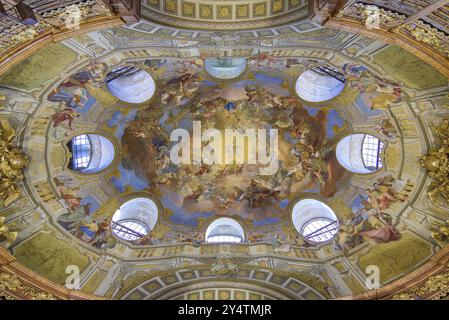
[295,65,346,102]
[204,57,247,80]
[106,66,156,104]
[111,197,158,242]
[336,133,385,174]
[292,199,339,244]
[67,134,115,174]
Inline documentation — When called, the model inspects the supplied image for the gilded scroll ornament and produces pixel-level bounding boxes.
[0,1,110,55]
[392,267,449,300]
[42,1,97,29]
[0,27,39,55]
[420,119,449,206]
[337,4,406,29]
[0,272,57,300]
[0,119,29,208]
[403,20,449,58]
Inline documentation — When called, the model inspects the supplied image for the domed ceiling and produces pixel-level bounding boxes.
[1,0,449,301]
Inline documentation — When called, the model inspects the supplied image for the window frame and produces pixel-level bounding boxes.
[70,134,92,170]
[361,134,384,170]
[206,234,243,243]
[111,219,149,242]
[300,217,339,243]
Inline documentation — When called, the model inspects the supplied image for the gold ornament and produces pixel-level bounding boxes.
[403,20,449,58]
[430,220,449,244]
[392,267,449,300]
[420,119,449,206]
[0,217,17,247]
[338,4,406,29]
[0,272,57,300]
[0,119,29,208]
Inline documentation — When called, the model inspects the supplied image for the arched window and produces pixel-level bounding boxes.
[111,198,159,242]
[292,199,339,244]
[336,133,385,174]
[205,217,244,243]
[106,66,156,104]
[295,65,346,102]
[68,134,114,174]
[204,57,247,80]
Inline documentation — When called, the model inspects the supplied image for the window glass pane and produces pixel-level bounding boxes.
[112,220,149,241]
[302,219,338,243]
[362,135,384,170]
[206,235,242,243]
[71,134,92,170]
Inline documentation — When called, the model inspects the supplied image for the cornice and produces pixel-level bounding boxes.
[337,244,449,300]
[0,247,106,300]
[0,15,125,76]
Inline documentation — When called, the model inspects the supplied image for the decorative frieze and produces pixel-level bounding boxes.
[337,3,406,29]
[403,20,449,58]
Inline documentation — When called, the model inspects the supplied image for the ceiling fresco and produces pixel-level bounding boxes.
[1,6,449,300]
[37,53,416,252]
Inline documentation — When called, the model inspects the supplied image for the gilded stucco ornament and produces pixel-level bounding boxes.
[430,220,449,245]
[420,119,449,206]
[42,0,97,27]
[0,119,29,208]
[403,20,449,58]
[392,267,449,300]
[0,217,17,247]
[337,4,406,29]
[0,0,110,55]
[0,27,39,55]
[0,272,57,300]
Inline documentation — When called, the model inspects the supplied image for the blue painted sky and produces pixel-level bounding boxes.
[110,164,149,193]
[106,109,138,140]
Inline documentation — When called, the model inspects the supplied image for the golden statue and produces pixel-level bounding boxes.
[420,119,449,206]
[0,119,29,208]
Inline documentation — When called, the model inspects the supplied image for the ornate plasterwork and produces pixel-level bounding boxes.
[0,119,29,208]
[0,0,111,56]
[403,20,449,58]
[420,119,449,207]
[0,217,17,248]
[141,0,309,30]
[336,3,406,29]
[0,272,57,300]
[2,22,449,299]
[392,265,449,300]
[41,0,98,26]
